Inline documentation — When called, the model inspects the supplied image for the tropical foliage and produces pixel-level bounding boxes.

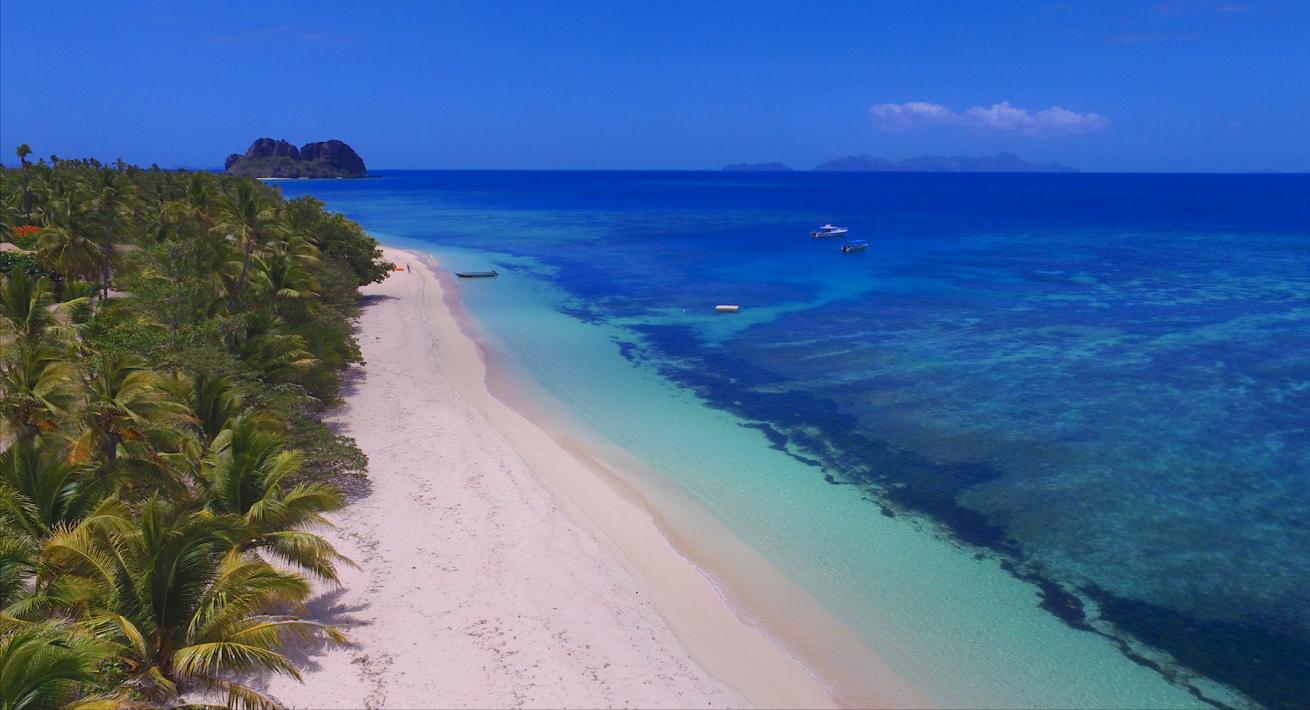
[0,149,389,708]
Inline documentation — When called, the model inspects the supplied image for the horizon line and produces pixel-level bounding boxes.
[1,163,1306,175]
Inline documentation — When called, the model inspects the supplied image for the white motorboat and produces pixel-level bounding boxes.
[809,223,849,238]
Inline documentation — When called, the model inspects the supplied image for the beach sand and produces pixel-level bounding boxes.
[260,247,844,708]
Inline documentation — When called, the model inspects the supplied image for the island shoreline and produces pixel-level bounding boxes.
[265,245,935,708]
[410,247,932,708]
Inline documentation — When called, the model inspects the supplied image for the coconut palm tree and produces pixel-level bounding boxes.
[14,144,33,222]
[0,436,108,545]
[0,621,110,710]
[69,354,192,467]
[213,182,286,311]
[36,496,342,708]
[198,414,348,582]
[0,272,53,345]
[35,223,100,292]
[184,172,218,228]
[87,168,137,298]
[253,250,319,306]
[189,372,244,447]
[221,312,317,382]
[0,273,86,348]
[0,346,81,443]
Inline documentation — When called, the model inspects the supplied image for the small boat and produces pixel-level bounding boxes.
[810,223,849,239]
[715,305,741,313]
[455,270,499,278]
[840,240,868,254]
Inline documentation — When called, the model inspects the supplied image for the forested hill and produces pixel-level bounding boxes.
[0,145,391,707]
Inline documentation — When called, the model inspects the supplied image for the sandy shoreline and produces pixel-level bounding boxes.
[262,247,850,708]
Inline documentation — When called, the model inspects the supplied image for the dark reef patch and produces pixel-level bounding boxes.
[740,420,790,450]
[636,323,1019,553]
[999,560,1095,632]
[624,320,1288,707]
[1085,586,1310,708]
[613,339,643,364]
[737,421,825,468]
[558,303,606,325]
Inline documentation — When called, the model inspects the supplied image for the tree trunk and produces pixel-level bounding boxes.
[101,224,113,299]
[101,246,112,299]
[228,243,253,311]
[20,172,30,221]
[103,431,119,464]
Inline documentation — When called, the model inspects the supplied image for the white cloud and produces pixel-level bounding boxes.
[961,101,1038,132]
[869,100,1109,134]
[1031,106,1110,132]
[868,102,956,130]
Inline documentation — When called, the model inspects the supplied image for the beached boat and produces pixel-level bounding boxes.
[715,304,741,313]
[841,240,868,253]
[455,270,499,278]
[809,223,849,238]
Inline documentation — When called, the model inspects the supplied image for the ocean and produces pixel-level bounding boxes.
[278,171,1310,708]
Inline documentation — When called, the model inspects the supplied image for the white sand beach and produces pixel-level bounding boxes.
[260,247,845,709]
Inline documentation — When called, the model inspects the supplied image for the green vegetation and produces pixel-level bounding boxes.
[0,149,391,708]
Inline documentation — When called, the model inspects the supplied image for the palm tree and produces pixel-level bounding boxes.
[24,176,97,302]
[0,271,86,347]
[0,346,80,443]
[69,354,192,467]
[0,621,109,710]
[189,372,244,447]
[185,172,218,227]
[36,225,100,291]
[0,272,54,344]
[0,436,107,545]
[29,165,80,229]
[253,249,319,307]
[36,497,342,708]
[87,168,137,299]
[198,414,348,582]
[15,144,33,222]
[213,182,286,311]
[221,312,317,382]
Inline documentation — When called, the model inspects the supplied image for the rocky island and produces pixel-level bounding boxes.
[225,137,368,178]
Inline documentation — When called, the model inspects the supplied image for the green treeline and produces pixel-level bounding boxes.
[0,145,392,708]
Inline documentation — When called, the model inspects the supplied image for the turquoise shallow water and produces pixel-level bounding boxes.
[280,171,1310,708]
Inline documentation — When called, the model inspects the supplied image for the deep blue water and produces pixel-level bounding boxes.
[281,171,1310,707]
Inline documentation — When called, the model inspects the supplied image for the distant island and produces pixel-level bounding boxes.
[225,137,368,178]
[810,152,1076,173]
[722,162,793,172]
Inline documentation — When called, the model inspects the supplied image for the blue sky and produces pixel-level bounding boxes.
[1,1,1307,171]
